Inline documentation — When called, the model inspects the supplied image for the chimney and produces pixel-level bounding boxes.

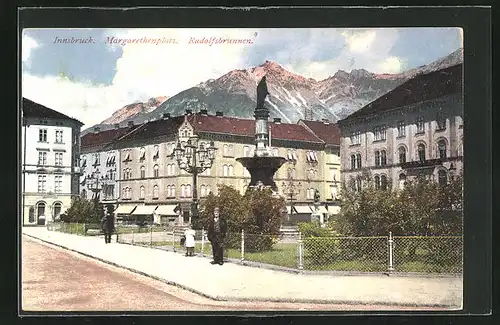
[93,126,100,133]
[127,121,134,127]
[162,113,171,119]
[215,111,223,117]
[273,118,281,124]
[114,123,120,129]
[185,109,193,115]
[200,109,208,115]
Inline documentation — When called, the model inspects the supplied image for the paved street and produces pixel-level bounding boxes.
[22,236,448,312]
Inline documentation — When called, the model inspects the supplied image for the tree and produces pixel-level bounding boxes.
[199,184,285,251]
[64,196,104,225]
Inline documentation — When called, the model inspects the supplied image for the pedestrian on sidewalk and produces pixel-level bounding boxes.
[101,210,115,244]
[207,207,227,265]
[184,225,196,257]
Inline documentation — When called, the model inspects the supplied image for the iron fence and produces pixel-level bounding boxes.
[55,223,462,275]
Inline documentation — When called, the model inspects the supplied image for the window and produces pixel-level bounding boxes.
[185,185,192,197]
[438,170,448,186]
[380,175,388,190]
[228,165,233,176]
[93,154,100,166]
[37,175,47,192]
[399,147,407,164]
[292,168,296,179]
[39,129,47,142]
[418,144,426,162]
[374,126,386,141]
[153,165,159,177]
[180,185,185,198]
[374,175,380,189]
[153,145,159,159]
[140,186,145,199]
[38,151,47,166]
[306,188,314,200]
[350,130,361,145]
[123,151,131,162]
[55,130,63,143]
[153,185,159,199]
[55,152,63,166]
[375,151,380,166]
[416,116,425,133]
[330,185,338,200]
[228,145,234,157]
[437,112,446,130]
[223,144,229,156]
[380,150,387,166]
[200,185,206,197]
[399,173,406,189]
[54,175,62,193]
[139,147,146,160]
[272,148,279,156]
[356,153,362,169]
[397,121,406,137]
[355,177,362,192]
[140,166,145,179]
[223,165,228,177]
[244,146,250,157]
[350,155,356,169]
[438,140,447,159]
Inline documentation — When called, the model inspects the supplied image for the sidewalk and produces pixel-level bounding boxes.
[22,227,463,308]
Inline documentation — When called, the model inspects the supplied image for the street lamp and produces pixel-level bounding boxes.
[86,170,104,202]
[173,136,217,224]
[282,180,301,223]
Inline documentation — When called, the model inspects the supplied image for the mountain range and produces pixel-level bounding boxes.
[91,47,463,134]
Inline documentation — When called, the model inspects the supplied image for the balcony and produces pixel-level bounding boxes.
[400,159,443,169]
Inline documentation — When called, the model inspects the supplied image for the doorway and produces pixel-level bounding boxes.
[36,202,46,225]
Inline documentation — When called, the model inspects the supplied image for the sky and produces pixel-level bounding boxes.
[22,28,462,129]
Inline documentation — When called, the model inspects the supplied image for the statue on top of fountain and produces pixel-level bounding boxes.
[256,76,270,109]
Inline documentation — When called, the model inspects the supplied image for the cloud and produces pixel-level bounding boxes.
[379,56,404,73]
[22,34,41,65]
[342,30,377,53]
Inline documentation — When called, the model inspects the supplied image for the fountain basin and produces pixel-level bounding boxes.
[236,156,286,192]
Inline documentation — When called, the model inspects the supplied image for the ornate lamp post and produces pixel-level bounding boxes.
[282,180,301,223]
[174,136,217,224]
[86,170,104,202]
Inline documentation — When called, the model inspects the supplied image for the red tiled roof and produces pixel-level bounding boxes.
[342,63,463,122]
[300,120,341,146]
[81,126,137,147]
[118,116,185,143]
[188,115,323,143]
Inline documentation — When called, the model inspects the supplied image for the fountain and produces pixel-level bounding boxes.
[236,76,286,192]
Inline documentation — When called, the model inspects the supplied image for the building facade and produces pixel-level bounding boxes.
[337,64,463,190]
[22,98,83,225]
[86,110,342,225]
[79,123,139,205]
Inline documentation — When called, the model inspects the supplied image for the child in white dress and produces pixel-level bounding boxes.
[184,226,196,257]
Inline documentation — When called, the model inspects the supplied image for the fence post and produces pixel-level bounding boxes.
[172,227,176,252]
[201,228,205,257]
[388,231,394,274]
[241,229,245,262]
[298,231,303,270]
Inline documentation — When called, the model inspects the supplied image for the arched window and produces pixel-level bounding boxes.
[355,177,362,192]
[122,187,127,198]
[223,165,228,176]
[171,185,176,198]
[399,173,406,189]
[374,175,380,189]
[375,151,380,166]
[351,155,356,169]
[438,169,448,186]
[438,140,447,159]
[153,185,159,199]
[228,165,233,176]
[153,165,159,178]
[123,169,127,179]
[399,147,407,164]
[180,185,185,198]
[287,168,292,179]
[381,150,387,166]
[356,153,362,169]
[139,147,146,160]
[418,144,426,162]
[140,166,146,179]
[128,168,132,179]
[223,144,228,156]
[140,186,145,199]
[381,175,388,190]
[81,189,87,199]
[186,185,191,197]
[292,168,296,179]
[53,202,62,220]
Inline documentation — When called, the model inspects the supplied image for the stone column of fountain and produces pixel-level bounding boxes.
[236,76,286,193]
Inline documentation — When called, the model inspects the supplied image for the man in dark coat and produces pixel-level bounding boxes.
[207,207,227,265]
[102,213,115,244]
